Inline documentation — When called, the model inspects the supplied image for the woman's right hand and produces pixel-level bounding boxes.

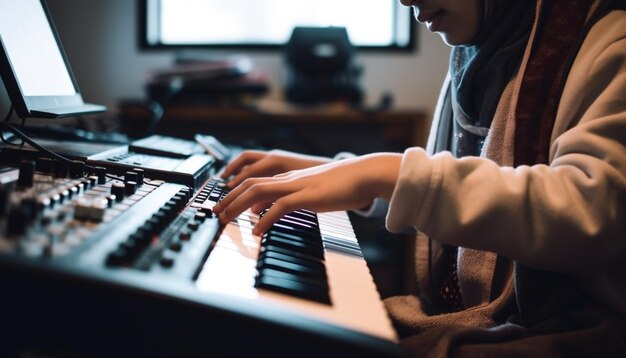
[219,149,332,188]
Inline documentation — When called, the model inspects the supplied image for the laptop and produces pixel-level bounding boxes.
[0,0,106,118]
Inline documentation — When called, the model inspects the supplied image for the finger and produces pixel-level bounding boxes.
[220,150,265,179]
[226,158,276,188]
[251,201,273,214]
[251,193,316,235]
[218,180,296,224]
[213,176,261,214]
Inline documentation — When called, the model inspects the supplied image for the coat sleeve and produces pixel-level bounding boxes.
[386,11,626,275]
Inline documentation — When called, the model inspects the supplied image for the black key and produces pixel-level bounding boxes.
[265,230,320,246]
[262,244,324,263]
[262,236,323,258]
[256,273,330,304]
[271,222,319,240]
[258,250,325,270]
[258,267,327,289]
[257,257,326,279]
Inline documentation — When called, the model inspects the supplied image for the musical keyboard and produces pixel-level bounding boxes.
[0,171,401,356]
[194,178,398,342]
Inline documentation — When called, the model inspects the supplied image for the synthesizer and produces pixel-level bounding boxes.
[0,159,402,357]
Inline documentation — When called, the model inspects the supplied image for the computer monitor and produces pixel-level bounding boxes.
[0,0,106,119]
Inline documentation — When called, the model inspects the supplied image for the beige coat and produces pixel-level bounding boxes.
[384,5,626,336]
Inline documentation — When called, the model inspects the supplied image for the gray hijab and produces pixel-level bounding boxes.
[439,0,535,157]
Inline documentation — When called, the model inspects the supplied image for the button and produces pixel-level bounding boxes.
[187,220,200,231]
[119,240,141,258]
[179,231,192,241]
[199,207,213,217]
[89,199,108,222]
[169,240,182,252]
[194,212,207,222]
[74,198,92,220]
[160,253,175,268]
[105,247,128,267]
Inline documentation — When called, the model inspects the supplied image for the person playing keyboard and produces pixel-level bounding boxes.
[214,0,626,356]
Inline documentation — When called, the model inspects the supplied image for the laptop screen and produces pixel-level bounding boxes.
[0,0,76,97]
[0,0,105,118]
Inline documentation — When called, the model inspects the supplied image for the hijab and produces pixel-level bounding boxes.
[442,0,535,157]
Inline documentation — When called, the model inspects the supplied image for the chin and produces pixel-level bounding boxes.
[439,33,472,47]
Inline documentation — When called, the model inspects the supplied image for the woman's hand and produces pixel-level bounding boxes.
[213,153,402,235]
[220,149,332,188]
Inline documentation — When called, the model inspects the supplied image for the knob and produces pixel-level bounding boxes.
[35,157,55,174]
[124,171,139,184]
[125,181,137,196]
[0,184,9,217]
[94,166,107,185]
[194,212,207,222]
[111,182,126,198]
[7,206,29,236]
[17,160,35,187]
[132,168,145,185]
[53,160,68,178]
[69,160,85,178]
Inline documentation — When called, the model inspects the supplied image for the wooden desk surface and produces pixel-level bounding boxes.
[153,100,429,156]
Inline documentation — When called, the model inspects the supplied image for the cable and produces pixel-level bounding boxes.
[2,121,162,188]
[0,105,22,146]
[0,121,96,170]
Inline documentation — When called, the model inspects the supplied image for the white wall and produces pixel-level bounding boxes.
[1,0,451,126]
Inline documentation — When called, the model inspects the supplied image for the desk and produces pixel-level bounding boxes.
[153,101,429,157]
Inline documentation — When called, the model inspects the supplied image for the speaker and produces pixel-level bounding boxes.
[284,27,363,105]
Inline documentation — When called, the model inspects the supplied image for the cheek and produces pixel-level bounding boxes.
[446,7,480,45]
